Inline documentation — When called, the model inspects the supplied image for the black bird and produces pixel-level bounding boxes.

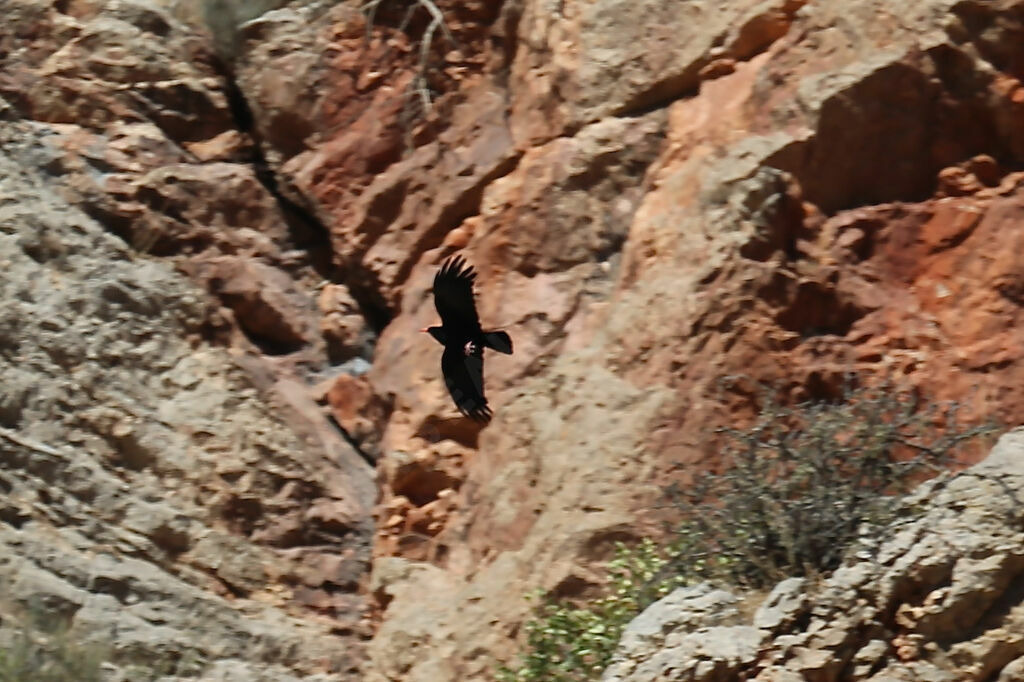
[422,255,513,422]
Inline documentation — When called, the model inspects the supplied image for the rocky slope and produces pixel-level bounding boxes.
[0,0,1022,680]
[0,1,373,678]
[354,1,1024,679]
[604,428,1024,682]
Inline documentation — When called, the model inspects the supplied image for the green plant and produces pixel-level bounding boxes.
[499,382,997,681]
[498,539,685,682]
[665,381,999,588]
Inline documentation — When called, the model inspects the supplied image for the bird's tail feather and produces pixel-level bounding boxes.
[483,330,513,354]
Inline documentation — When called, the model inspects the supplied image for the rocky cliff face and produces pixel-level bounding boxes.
[0,0,1022,680]
[603,428,1024,682]
[0,1,373,678]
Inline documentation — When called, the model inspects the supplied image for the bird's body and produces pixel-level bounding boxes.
[423,255,512,422]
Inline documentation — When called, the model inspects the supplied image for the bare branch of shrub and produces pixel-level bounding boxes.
[362,0,457,113]
[664,381,1000,588]
[499,380,1000,681]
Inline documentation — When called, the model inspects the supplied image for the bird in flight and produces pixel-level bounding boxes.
[422,255,513,422]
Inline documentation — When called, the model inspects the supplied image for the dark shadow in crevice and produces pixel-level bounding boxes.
[215,60,339,281]
[215,59,401,340]
[326,413,377,467]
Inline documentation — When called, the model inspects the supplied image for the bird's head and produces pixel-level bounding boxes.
[420,325,448,345]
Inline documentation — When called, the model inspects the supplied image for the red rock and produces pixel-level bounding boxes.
[325,374,390,459]
[9,0,1024,678]
[360,3,1024,677]
[194,256,316,352]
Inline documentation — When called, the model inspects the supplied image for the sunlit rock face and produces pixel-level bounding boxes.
[1,0,1022,680]
[0,1,373,678]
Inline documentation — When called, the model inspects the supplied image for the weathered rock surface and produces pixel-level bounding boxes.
[0,1,374,678]
[360,1,1024,679]
[604,428,1024,681]
[508,0,805,145]
[602,583,760,682]
[2,0,1024,680]
[0,128,372,676]
[1,0,357,374]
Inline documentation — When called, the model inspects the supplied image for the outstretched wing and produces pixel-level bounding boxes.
[441,345,491,422]
[433,255,481,332]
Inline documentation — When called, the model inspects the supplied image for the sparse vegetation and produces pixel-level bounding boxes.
[667,381,998,588]
[497,540,684,682]
[0,600,199,682]
[0,608,107,682]
[499,382,998,680]
[361,0,457,113]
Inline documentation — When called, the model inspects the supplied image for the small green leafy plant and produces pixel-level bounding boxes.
[497,539,684,682]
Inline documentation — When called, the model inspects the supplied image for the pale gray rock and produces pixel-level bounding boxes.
[602,584,735,678]
[602,584,756,682]
[608,625,765,682]
[753,577,809,632]
[603,428,1024,681]
[0,4,372,676]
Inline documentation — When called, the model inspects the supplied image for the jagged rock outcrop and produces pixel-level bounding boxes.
[1,0,1023,680]
[357,1,1024,679]
[0,127,372,678]
[602,583,762,682]
[0,1,373,678]
[603,428,1024,681]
